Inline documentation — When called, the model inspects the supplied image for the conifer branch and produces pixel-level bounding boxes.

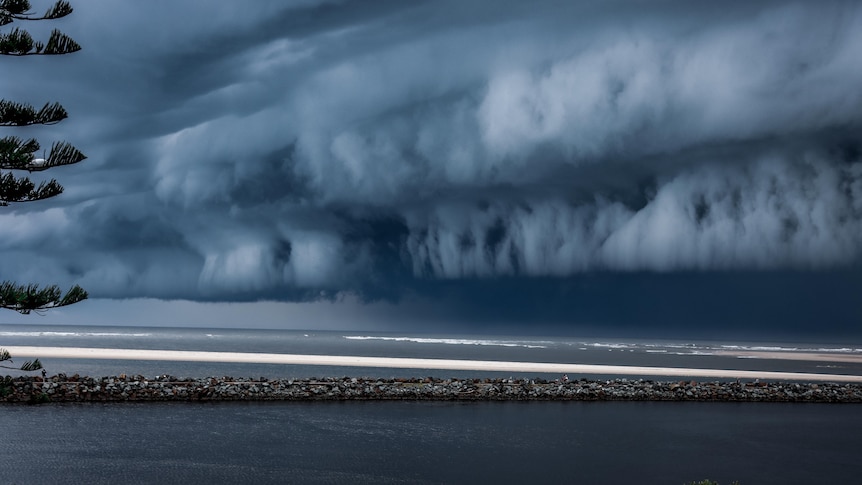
[1,0,33,17]
[0,0,28,25]
[0,135,40,169]
[0,26,79,55]
[0,99,69,126]
[43,28,79,54]
[42,0,73,20]
[0,26,34,54]
[0,171,63,204]
[0,348,42,370]
[0,281,87,314]
[0,0,72,21]
[39,140,85,170]
[0,138,85,172]
[18,359,42,371]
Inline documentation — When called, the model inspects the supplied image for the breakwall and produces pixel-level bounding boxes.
[3,374,862,403]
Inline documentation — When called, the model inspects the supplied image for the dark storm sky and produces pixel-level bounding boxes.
[1,0,860,336]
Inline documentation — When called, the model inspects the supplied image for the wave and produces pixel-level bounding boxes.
[720,345,862,353]
[343,336,548,349]
[721,345,799,352]
[642,343,699,349]
[0,331,152,338]
[582,342,635,349]
[341,337,862,356]
[586,342,862,355]
[579,341,708,352]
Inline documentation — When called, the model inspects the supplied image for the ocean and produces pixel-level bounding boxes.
[2,324,861,379]
[2,324,861,484]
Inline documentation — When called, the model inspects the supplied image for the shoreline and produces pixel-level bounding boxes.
[6,346,862,383]
[713,350,862,363]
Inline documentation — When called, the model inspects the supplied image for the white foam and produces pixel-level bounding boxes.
[721,345,799,352]
[89,332,152,337]
[0,331,78,337]
[0,331,151,338]
[343,336,548,349]
[585,342,633,349]
[643,343,698,349]
[720,345,862,354]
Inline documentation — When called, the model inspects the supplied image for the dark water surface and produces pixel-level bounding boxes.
[1,401,860,484]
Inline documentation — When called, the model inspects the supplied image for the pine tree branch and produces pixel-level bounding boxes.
[0,27,79,55]
[42,0,73,20]
[0,282,87,314]
[0,139,85,172]
[0,135,40,169]
[18,358,42,371]
[0,99,69,126]
[1,0,33,17]
[42,140,85,169]
[0,348,43,371]
[0,0,29,25]
[1,1,72,22]
[0,26,35,54]
[43,28,80,54]
[0,171,63,204]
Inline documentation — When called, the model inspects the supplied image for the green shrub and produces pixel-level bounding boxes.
[27,392,50,405]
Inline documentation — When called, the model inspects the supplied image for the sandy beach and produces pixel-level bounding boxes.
[6,346,862,382]
[714,350,862,363]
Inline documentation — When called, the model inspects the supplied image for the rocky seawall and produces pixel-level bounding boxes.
[2,375,862,403]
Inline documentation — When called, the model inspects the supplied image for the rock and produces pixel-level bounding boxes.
[1,375,860,403]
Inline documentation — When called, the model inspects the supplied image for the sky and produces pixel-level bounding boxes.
[1,0,861,338]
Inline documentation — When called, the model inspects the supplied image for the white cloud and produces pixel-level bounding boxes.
[407,154,862,276]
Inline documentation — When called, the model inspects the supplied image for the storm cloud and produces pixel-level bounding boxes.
[1,0,861,331]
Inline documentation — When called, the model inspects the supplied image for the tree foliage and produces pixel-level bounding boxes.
[0,281,87,314]
[0,348,41,371]
[0,1,79,56]
[1,0,87,371]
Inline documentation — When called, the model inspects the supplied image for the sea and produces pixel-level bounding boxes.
[1,324,861,484]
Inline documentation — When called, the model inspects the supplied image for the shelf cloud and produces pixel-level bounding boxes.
[1,0,860,331]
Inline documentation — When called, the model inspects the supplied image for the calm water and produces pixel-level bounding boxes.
[1,401,860,484]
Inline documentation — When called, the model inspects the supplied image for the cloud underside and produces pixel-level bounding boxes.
[1,0,861,303]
